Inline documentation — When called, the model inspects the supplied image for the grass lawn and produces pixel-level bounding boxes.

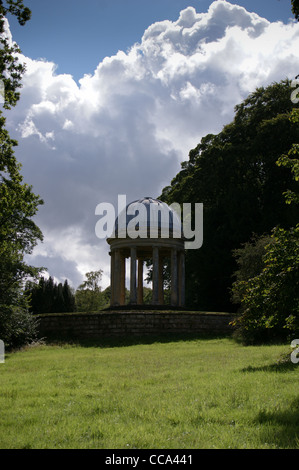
[0,334,298,449]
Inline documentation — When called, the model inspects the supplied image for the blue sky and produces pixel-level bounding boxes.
[4,0,299,288]
[8,0,296,82]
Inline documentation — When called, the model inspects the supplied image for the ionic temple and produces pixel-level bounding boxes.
[107,197,185,307]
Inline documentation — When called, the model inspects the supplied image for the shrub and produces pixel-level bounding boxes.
[232,225,299,343]
[0,305,39,350]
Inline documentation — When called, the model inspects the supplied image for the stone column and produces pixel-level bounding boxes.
[120,253,126,306]
[178,250,185,307]
[113,249,121,306]
[152,246,159,305]
[158,256,164,305]
[110,251,115,306]
[171,248,178,307]
[130,246,137,304]
[137,258,144,305]
[114,250,120,305]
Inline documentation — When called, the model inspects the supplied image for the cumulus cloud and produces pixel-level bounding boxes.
[4,0,299,289]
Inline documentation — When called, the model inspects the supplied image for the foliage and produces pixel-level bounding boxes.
[25,277,75,314]
[101,286,112,306]
[232,107,299,343]
[0,118,43,296]
[0,1,31,109]
[0,303,39,349]
[0,2,43,348]
[291,0,299,21]
[231,225,299,343]
[231,234,273,305]
[276,109,299,205]
[160,80,299,311]
[145,257,171,304]
[0,120,43,345]
[0,0,31,25]
[142,286,152,304]
[75,270,106,312]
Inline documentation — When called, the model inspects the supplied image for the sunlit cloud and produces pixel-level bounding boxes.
[5,1,299,288]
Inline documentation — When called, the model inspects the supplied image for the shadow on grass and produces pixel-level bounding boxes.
[39,331,232,349]
[254,397,299,448]
[241,356,298,373]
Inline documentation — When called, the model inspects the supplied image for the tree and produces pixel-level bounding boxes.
[159,80,299,311]
[0,2,44,348]
[291,0,299,21]
[231,234,273,305]
[231,104,299,343]
[145,257,171,304]
[25,277,75,314]
[101,286,111,307]
[231,225,299,343]
[276,109,299,205]
[62,279,76,312]
[0,1,31,110]
[75,270,105,312]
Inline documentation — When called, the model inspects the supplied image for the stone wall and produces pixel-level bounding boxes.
[37,311,235,340]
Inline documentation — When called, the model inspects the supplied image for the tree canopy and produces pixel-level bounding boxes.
[231,106,299,342]
[0,1,43,348]
[75,270,106,312]
[25,277,75,314]
[291,0,299,21]
[160,80,299,312]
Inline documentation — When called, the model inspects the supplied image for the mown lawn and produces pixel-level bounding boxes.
[0,334,298,449]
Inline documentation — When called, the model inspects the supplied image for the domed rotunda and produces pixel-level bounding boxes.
[107,197,185,307]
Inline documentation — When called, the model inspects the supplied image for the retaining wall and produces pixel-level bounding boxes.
[37,311,235,339]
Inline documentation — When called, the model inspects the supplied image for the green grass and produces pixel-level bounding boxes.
[0,334,298,449]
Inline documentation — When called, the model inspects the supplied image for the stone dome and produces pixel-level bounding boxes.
[114,197,182,238]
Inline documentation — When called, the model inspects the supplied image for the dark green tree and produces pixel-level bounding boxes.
[101,286,111,307]
[0,1,31,109]
[0,2,44,348]
[160,80,299,311]
[231,234,273,305]
[52,282,64,313]
[231,107,299,343]
[276,109,299,204]
[231,225,299,343]
[25,277,76,314]
[62,279,75,312]
[291,0,299,21]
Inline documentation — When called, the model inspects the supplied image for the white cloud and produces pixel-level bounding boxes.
[4,0,299,289]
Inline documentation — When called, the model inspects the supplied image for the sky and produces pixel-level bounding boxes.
[3,0,299,290]
[8,0,296,82]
